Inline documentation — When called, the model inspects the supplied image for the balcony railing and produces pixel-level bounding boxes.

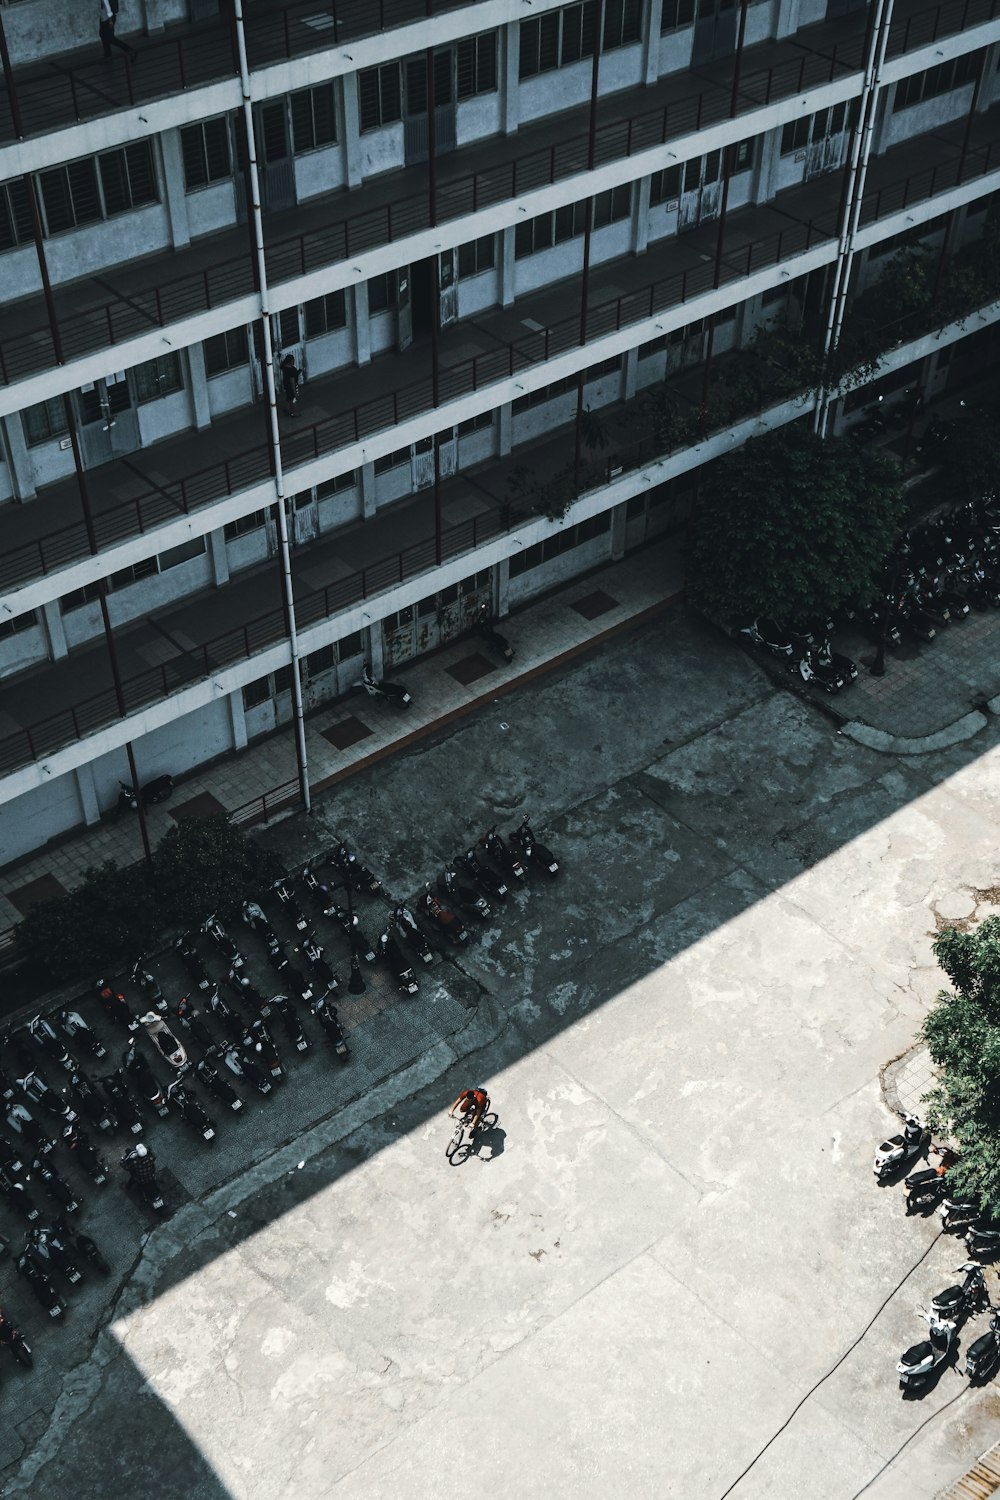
[885,0,1000,56]
[0,42,858,390]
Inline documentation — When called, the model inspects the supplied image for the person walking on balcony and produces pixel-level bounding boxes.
[99,0,137,61]
[280,354,301,417]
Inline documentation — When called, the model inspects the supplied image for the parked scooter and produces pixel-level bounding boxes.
[271,877,309,933]
[0,1168,40,1221]
[95,980,140,1031]
[16,1247,64,1318]
[329,843,383,895]
[208,987,247,1041]
[965,1310,1000,1381]
[376,931,419,994]
[131,958,167,1013]
[220,1043,272,1096]
[439,865,491,921]
[322,895,377,963]
[6,1101,54,1155]
[873,1116,930,1183]
[57,1009,107,1059]
[175,933,211,993]
[967,1223,1000,1259]
[283,965,315,1006]
[508,814,560,878]
[202,913,247,971]
[139,1012,187,1070]
[393,905,433,965]
[896,1311,957,1390]
[27,1224,83,1286]
[0,1306,33,1366]
[121,1142,165,1212]
[117,774,174,811]
[242,1019,283,1082]
[66,1069,116,1133]
[311,998,350,1062]
[268,995,309,1053]
[175,996,215,1049]
[60,1122,108,1184]
[17,1070,77,1124]
[459,846,508,902]
[904,1147,958,1213]
[476,602,514,663]
[931,1262,988,1323]
[165,1080,216,1143]
[794,648,844,694]
[195,1054,243,1112]
[100,1070,144,1135]
[480,825,526,882]
[28,1016,77,1072]
[122,1040,170,1117]
[421,885,468,944]
[352,661,412,708]
[51,1213,110,1274]
[301,931,338,992]
[732,617,796,657]
[241,899,273,937]
[31,1156,80,1212]
[940,1199,981,1233]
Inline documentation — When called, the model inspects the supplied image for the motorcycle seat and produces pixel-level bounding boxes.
[901,1341,932,1365]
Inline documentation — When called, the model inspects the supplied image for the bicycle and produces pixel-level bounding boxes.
[446,1105,497,1164]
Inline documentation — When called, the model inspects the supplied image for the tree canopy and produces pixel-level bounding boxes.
[922,918,1000,1219]
[686,425,906,622]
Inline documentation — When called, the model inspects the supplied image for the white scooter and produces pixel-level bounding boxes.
[139,1012,187,1070]
[873,1115,929,1182]
[897,1311,957,1390]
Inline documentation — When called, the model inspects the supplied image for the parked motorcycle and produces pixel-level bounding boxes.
[202,913,246,971]
[27,1224,82,1286]
[57,1009,107,1059]
[60,1122,108,1184]
[904,1148,958,1213]
[51,1213,110,1275]
[940,1199,981,1233]
[0,1306,32,1366]
[121,1142,165,1212]
[28,1016,76,1072]
[376,931,419,994]
[271,877,309,933]
[269,995,309,1052]
[351,661,412,708]
[265,932,290,974]
[117,774,174,812]
[732,617,796,657]
[220,1043,272,1096]
[139,1012,187,1070]
[794,648,844,694]
[0,1168,39,1221]
[283,965,315,1005]
[393,905,433,965]
[896,1311,957,1390]
[100,1071,144,1135]
[175,933,211,993]
[165,1080,215,1142]
[508,814,560,878]
[439,865,491,921]
[208,987,247,1041]
[873,1116,929,1183]
[16,1247,64,1318]
[301,931,338,992]
[195,1054,243,1112]
[17,1070,77,1124]
[322,897,377,964]
[421,885,468,945]
[32,1156,80,1213]
[480,825,526,882]
[965,1309,1000,1381]
[311,998,350,1062]
[131,958,167,1013]
[330,843,383,896]
[476,602,514,663]
[95,980,140,1031]
[67,1069,116,1133]
[242,1019,283,1082]
[459,847,508,902]
[122,1040,170,1117]
[967,1223,1000,1259]
[175,996,215,1049]
[931,1262,988,1323]
[6,1102,54,1155]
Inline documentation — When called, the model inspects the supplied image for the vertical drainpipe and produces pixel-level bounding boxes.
[0,15,24,141]
[232,0,311,813]
[572,0,605,495]
[21,172,153,861]
[426,30,443,567]
[816,0,894,438]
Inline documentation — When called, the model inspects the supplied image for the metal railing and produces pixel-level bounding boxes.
[886,0,1000,55]
[0,42,858,389]
[229,777,301,828]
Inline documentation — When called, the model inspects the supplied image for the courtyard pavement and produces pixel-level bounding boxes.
[3,588,1000,1499]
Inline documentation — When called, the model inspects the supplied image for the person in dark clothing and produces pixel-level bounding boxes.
[100,0,137,60]
[280,354,301,417]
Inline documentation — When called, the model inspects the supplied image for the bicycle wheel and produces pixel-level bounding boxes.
[445,1120,466,1161]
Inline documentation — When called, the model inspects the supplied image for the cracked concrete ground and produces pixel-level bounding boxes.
[5,611,1000,1500]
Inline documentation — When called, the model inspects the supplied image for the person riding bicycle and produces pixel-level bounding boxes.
[449,1086,489,1137]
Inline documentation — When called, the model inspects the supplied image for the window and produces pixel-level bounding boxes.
[374,446,410,475]
[110,557,158,591]
[555,199,589,241]
[781,117,810,155]
[180,118,232,190]
[457,235,495,277]
[39,142,157,233]
[519,12,561,78]
[0,609,36,640]
[134,352,183,403]
[274,665,294,695]
[23,395,69,446]
[894,51,978,110]
[593,183,631,228]
[650,166,681,205]
[60,581,104,612]
[204,325,249,376]
[515,200,588,257]
[316,470,356,497]
[306,644,334,675]
[456,32,497,98]
[338,629,362,660]
[603,0,641,49]
[458,410,493,435]
[0,178,32,252]
[274,307,299,348]
[585,354,622,380]
[304,289,347,337]
[291,84,337,153]
[225,510,267,540]
[242,678,269,711]
[359,63,402,131]
[368,270,398,313]
[733,137,755,173]
[661,0,695,29]
[561,2,597,64]
[159,537,206,570]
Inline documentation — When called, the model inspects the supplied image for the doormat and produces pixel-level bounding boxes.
[170,791,228,823]
[571,589,619,620]
[7,872,67,916]
[322,716,374,751]
[446,653,496,686]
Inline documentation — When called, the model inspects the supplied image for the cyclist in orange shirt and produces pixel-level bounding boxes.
[448,1086,489,1137]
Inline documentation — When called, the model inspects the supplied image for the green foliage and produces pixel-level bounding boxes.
[920,415,1000,501]
[686,425,906,621]
[152,817,281,932]
[15,818,281,984]
[921,919,1000,1218]
[15,860,161,984]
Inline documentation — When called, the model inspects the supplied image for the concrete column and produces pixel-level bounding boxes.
[634,176,651,255]
[207,526,230,586]
[75,760,102,826]
[359,460,377,518]
[353,282,372,366]
[187,341,213,431]
[775,0,801,40]
[2,415,36,501]
[501,23,520,135]
[870,83,892,157]
[644,0,663,84]
[756,126,783,204]
[623,346,639,401]
[610,501,627,561]
[228,688,249,751]
[500,226,516,308]
[342,73,364,188]
[497,401,513,457]
[159,129,191,250]
[40,598,68,660]
[367,620,386,676]
[496,555,511,616]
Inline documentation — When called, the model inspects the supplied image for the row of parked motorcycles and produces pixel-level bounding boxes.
[873,1115,1000,1390]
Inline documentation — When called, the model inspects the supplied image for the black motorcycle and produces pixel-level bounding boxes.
[311,999,350,1062]
[476,602,514,663]
[16,1248,64,1318]
[61,1122,108,1184]
[508,815,560,878]
[165,1080,216,1143]
[459,847,508,903]
[195,1053,244,1112]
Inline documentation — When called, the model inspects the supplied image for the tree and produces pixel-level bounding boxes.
[16,860,161,983]
[921,919,1000,1219]
[152,816,281,931]
[686,425,906,622]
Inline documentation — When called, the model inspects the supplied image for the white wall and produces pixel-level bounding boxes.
[302,326,354,379]
[295,144,346,203]
[0,769,84,864]
[187,181,238,240]
[206,366,254,419]
[358,123,406,181]
[457,267,500,318]
[0,623,46,681]
[44,202,171,285]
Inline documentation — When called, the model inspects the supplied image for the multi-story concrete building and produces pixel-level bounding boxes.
[1,0,998,862]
